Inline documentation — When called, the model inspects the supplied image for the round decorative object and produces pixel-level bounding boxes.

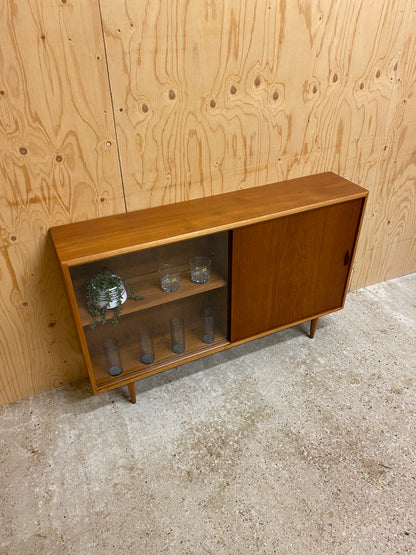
[94,282,127,309]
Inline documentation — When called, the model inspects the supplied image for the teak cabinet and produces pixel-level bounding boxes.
[50,172,367,403]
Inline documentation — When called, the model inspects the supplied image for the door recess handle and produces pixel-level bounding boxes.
[344,250,350,266]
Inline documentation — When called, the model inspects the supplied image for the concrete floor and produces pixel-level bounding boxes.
[1,274,415,554]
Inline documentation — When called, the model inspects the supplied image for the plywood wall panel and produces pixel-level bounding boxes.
[0,0,124,405]
[100,0,408,211]
[0,235,83,401]
[350,2,416,288]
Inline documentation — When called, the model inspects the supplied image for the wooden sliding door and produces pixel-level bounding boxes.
[230,199,364,342]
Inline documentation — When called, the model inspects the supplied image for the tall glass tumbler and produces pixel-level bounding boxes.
[170,317,185,354]
[202,307,215,344]
[102,337,123,376]
[138,327,155,364]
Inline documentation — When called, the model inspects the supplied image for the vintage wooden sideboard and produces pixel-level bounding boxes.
[50,172,368,402]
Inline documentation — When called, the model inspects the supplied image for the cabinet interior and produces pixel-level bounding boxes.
[69,231,230,386]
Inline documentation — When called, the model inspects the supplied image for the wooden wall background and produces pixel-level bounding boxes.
[0,0,415,406]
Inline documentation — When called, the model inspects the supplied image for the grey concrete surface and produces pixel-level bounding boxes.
[1,273,415,554]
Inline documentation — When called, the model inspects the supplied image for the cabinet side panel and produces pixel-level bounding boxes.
[62,266,97,394]
[230,199,363,341]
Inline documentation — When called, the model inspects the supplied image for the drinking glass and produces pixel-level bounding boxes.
[102,337,123,376]
[190,256,211,284]
[159,264,181,293]
[138,327,155,364]
[170,317,185,354]
[202,307,215,344]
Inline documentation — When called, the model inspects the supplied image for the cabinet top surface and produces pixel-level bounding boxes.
[50,172,367,266]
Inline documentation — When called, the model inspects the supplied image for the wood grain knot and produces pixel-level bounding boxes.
[56,155,63,162]
[254,76,261,87]
[312,85,318,94]
[230,85,237,95]
[393,61,398,71]
[19,147,27,155]
[210,99,216,108]
[376,69,381,78]
[142,103,149,113]
[359,82,364,89]
[169,89,176,100]
[0,90,5,95]
[273,90,279,100]
[332,73,338,83]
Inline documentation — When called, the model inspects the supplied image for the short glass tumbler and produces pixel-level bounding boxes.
[159,264,181,293]
[190,256,211,284]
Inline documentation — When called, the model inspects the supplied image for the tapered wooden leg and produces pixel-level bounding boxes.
[309,318,319,339]
[128,382,136,404]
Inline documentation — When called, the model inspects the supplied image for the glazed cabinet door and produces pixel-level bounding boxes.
[68,232,230,393]
[230,199,364,342]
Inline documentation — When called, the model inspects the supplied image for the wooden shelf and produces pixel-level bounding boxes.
[75,266,227,327]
